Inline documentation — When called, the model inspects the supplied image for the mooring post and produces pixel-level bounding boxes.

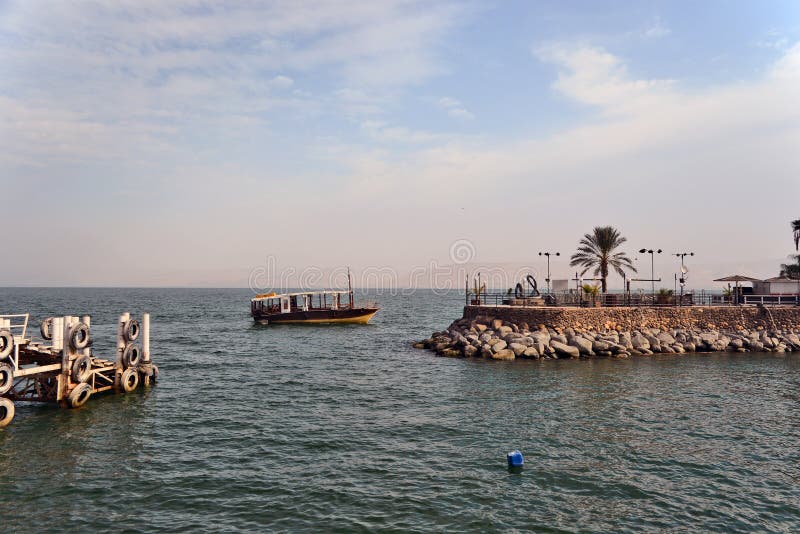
[142,313,151,386]
[60,316,71,402]
[81,315,91,357]
[115,312,129,390]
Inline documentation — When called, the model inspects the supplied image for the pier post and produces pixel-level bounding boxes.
[115,313,129,390]
[81,315,91,357]
[142,313,151,386]
[60,317,71,402]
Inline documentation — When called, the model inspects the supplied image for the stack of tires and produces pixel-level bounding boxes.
[0,327,14,427]
[66,320,92,408]
[120,319,143,394]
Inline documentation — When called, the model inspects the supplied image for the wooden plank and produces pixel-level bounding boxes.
[13,363,61,377]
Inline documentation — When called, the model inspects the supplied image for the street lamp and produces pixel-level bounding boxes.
[673,252,694,305]
[538,251,560,293]
[639,248,662,298]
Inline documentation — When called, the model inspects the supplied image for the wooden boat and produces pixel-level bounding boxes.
[250,289,379,325]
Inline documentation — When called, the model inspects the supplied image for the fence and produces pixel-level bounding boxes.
[466,291,799,308]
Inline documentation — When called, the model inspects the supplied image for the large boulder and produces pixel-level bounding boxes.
[491,349,515,361]
[657,332,676,345]
[611,343,628,354]
[517,336,534,347]
[531,332,551,345]
[492,340,508,351]
[645,335,662,353]
[550,340,580,358]
[523,346,540,359]
[699,332,719,346]
[569,336,595,356]
[491,319,503,330]
[463,345,478,358]
[631,333,650,351]
[619,331,633,349]
[593,340,613,352]
[509,343,527,357]
[497,325,513,337]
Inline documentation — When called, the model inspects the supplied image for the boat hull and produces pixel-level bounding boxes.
[252,308,378,325]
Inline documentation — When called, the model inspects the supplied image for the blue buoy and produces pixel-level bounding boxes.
[507,450,524,468]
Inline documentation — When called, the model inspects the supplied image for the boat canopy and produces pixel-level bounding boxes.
[251,290,352,302]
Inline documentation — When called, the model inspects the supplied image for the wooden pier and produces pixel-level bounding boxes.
[0,312,158,428]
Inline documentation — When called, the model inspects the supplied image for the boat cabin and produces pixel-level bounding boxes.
[250,290,356,316]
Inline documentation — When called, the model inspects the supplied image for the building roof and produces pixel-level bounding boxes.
[763,276,799,283]
[713,274,761,282]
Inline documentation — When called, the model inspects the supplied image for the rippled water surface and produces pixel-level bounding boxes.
[1,288,799,532]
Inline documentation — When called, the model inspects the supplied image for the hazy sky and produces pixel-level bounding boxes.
[1,1,799,289]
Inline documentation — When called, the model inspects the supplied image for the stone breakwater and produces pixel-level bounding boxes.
[414,306,800,361]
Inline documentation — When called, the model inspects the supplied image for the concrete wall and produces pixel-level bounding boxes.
[463,305,800,332]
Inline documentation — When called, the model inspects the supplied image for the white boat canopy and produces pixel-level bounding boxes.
[251,290,352,302]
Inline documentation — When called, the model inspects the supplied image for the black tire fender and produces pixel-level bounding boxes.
[0,330,14,360]
[121,368,139,393]
[122,343,142,368]
[124,319,140,342]
[69,322,91,350]
[0,397,14,427]
[40,318,54,341]
[0,362,14,395]
[68,383,92,408]
[71,354,93,383]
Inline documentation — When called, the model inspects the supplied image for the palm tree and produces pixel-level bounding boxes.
[780,254,800,279]
[570,226,637,293]
[792,219,800,251]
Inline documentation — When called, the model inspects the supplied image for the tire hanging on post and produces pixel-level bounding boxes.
[68,323,91,350]
[0,397,14,427]
[0,362,14,395]
[71,354,93,383]
[40,318,54,341]
[0,330,14,360]
[121,368,139,393]
[68,383,92,408]
[124,319,140,342]
[122,343,142,368]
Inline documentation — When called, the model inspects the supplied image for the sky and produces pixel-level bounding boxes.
[1,0,799,289]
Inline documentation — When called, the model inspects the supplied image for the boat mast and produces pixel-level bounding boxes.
[348,267,354,309]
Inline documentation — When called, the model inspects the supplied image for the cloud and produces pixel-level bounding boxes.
[360,120,442,144]
[534,45,674,113]
[269,75,294,89]
[642,18,671,39]
[437,97,475,120]
[319,43,800,284]
[755,30,789,50]
[0,0,469,167]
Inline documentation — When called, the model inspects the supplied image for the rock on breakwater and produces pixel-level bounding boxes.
[414,312,800,361]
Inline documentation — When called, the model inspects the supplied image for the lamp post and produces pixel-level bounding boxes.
[639,248,662,299]
[538,251,560,294]
[673,252,694,306]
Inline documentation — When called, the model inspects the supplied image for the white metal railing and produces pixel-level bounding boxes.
[0,313,30,372]
[742,295,800,306]
[0,313,29,341]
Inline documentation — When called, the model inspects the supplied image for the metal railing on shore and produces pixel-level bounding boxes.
[466,291,800,308]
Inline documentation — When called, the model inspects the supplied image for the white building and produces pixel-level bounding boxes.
[752,276,800,295]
